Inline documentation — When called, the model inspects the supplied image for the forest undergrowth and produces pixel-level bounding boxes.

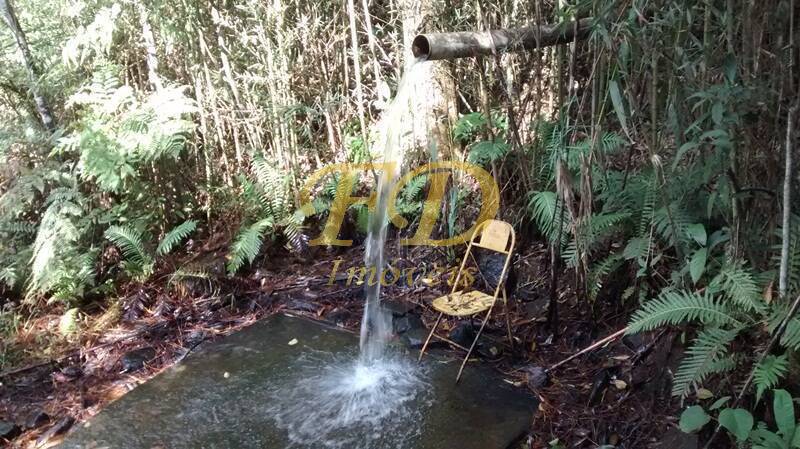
[1,0,799,447]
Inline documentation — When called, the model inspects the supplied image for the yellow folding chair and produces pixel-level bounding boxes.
[418,219,516,382]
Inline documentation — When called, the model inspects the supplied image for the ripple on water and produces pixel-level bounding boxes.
[266,349,432,449]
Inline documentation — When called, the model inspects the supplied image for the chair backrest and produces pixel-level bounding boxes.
[450,219,516,299]
[473,219,514,254]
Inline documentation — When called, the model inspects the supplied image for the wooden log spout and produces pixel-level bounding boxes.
[412,17,593,61]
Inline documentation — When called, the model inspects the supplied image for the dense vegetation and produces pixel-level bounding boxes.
[1,0,798,446]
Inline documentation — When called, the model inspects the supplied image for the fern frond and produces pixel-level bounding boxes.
[778,317,800,351]
[588,252,624,299]
[527,191,570,243]
[754,354,789,403]
[252,157,290,218]
[712,262,764,312]
[226,218,274,274]
[672,327,740,397]
[627,289,742,333]
[104,225,154,277]
[156,220,197,256]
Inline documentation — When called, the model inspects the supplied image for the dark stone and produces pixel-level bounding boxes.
[658,427,698,449]
[587,367,617,405]
[393,314,424,335]
[24,409,49,429]
[36,416,74,446]
[286,299,317,313]
[121,347,157,373]
[61,314,539,449]
[477,341,503,359]
[400,327,432,349]
[622,333,646,352]
[523,299,548,320]
[60,365,83,379]
[381,299,415,317]
[475,250,517,296]
[183,329,207,348]
[0,420,20,440]
[524,365,549,389]
[326,308,349,326]
[448,321,476,347]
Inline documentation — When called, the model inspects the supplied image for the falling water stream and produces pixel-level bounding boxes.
[266,60,434,449]
[360,60,425,361]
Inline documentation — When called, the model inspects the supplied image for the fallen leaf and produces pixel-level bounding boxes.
[697,388,714,400]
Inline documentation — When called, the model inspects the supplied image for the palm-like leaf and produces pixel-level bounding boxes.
[226,218,274,274]
[627,289,742,333]
[156,220,197,256]
[105,225,154,272]
[672,327,740,397]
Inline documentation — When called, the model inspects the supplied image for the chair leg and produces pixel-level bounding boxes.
[418,312,444,362]
[455,307,494,383]
[503,290,514,350]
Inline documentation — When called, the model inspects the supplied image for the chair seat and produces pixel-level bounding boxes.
[431,290,496,317]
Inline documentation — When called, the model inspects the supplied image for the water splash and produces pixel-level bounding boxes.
[266,350,432,449]
[360,59,426,361]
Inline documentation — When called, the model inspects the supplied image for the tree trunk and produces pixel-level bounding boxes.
[0,0,55,132]
[399,0,459,161]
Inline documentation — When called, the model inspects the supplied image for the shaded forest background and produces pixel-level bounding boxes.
[1,0,800,446]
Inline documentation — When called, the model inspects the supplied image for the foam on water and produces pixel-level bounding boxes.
[266,350,432,449]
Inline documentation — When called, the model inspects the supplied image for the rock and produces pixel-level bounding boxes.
[448,321,476,347]
[622,333,646,352]
[523,298,548,319]
[400,327,431,349]
[658,427,698,449]
[381,299,414,317]
[183,329,207,348]
[60,365,83,379]
[36,416,74,446]
[393,314,424,335]
[475,250,517,296]
[286,299,317,313]
[477,341,503,359]
[24,409,49,429]
[326,308,349,326]
[524,365,549,389]
[121,347,157,373]
[0,420,20,440]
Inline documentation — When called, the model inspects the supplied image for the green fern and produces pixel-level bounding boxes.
[627,289,742,333]
[672,327,740,397]
[777,317,800,351]
[468,139,509,166]
[527,191,570,243]
[710,262,764,312]
[28,197,84,299]
[104,225,154,279]
[753,354,789,404]
[252,157,290,218]
[226,218,274,274]
[588,252,624,300]
[156,220,197,256]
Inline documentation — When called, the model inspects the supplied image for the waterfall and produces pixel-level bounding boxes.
[359,60,425,361]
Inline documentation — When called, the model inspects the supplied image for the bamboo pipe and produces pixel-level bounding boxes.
[412,18,593,61]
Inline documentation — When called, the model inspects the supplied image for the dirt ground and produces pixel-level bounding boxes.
[0,242,688,449]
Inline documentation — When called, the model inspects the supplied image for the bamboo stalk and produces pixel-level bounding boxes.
[412,17,592,61]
